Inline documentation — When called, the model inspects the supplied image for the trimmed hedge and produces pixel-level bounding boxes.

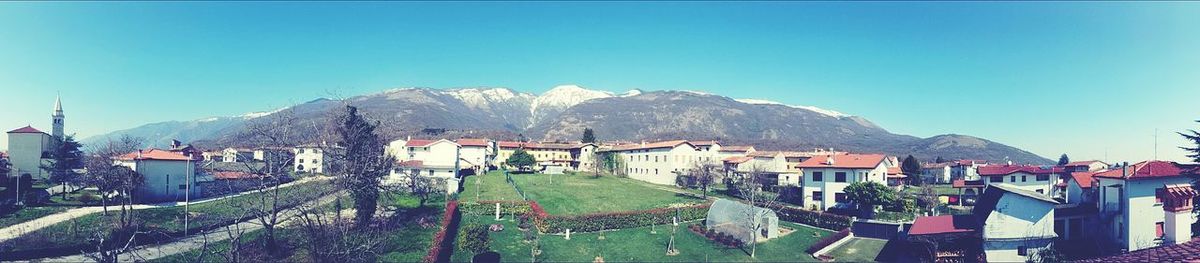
[805,228,851,254]
[459,200,531,216]
[769,204,854,231]
[423,201,460,263]
[529,200,710,233]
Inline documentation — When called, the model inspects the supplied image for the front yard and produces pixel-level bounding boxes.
[503,172,706,215]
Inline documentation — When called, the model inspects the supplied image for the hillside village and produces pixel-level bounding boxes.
[2,95,1200,263]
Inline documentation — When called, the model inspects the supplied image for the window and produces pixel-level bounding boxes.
[813,172,824,182]
[1156,188,1165,204]
[299,149,305,154]
[1021,175,1027,182]
[813,191,823,201]
[1037,174,1050,181]
[312,159,318,164]
[835,172,847,182]
[835,193,847,202]
[298,159,304,164]
[1017,246,1028,256]
[178,184,187,190]
[1156,222,1165,238]
[990,176,1002,183]
[1010,176,1016,183]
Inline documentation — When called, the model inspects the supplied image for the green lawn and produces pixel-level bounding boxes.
[452,214,831,262]
[0,206,69,228]
[827,237,888,262]
[459,171,525,202]
[505,171,706,215]
[152,193,443,263]
[0,180,335,253]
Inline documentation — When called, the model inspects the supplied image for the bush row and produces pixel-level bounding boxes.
[459,200,531,216]
[805,228,851,254]
[530,201,710,233]
[688,224,743,248]
[423,201,460,263]
[768,204,854,231]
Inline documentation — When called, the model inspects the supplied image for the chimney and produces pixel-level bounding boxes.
[171,139,181,148]
[641,140,646,147]
[137,149,143,159]
[1162,184,1197,245]
[825,156,835,165]
[1122,162,1129,178]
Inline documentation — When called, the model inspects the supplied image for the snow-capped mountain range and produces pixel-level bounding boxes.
[83,84,1051,164]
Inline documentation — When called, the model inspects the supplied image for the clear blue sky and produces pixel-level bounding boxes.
[1,2,1198,163]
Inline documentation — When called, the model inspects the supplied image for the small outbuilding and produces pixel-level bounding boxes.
[706,198,780,243]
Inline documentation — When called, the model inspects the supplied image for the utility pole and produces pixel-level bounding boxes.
[184,157,191,236]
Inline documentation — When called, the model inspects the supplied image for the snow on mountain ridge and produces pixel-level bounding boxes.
[734,98,850,118]
[528,85,615,128]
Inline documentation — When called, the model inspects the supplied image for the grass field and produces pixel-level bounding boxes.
[451,214,831,262]
[152,192,444,263]
[0,180,335,252]
[505,171,706,215]
[458,171,525,202]
[0,206,69,228]
[826,237,888,262]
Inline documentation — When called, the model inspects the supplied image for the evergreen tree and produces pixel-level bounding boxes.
[1058,154,1070,166]
[43,135,85,199]
[505,148,537,171]
[581,128,596,143]
[333,105,393,229]
[934,156,946,163]
[1180,120,1200,163]
[901,155,922,186]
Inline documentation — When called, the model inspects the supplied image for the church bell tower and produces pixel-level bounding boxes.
[52,95,64,139]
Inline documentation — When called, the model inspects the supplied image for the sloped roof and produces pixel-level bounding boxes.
[1092,161,1193,180]
[922,162,951,169]
[795,154,886,169]
[723,156,753,164]
[603,140,693,152]
[1069,171,1098,188]
[691,140,719,146]
[718,146,754,152]
[405,139,441,147]
[117,149,194,161]
[1074,238,1200,263]
[1065,160,1106,167]
[973,184,1058,223]
[456,138,490,147]
[498,141,592,150]
[7,125,45,134]
[978,165,1063,176]
[908,215,977,235]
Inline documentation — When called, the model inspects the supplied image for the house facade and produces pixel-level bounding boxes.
[5,126,54,180]
[974,184,1059,262]
[496,141,598,171]
[978,165,1063,196]
[115,149,202,202]
[797,154,888,211]
[601,140,713,185]
[1094,161,1197,252]
[292,144,331,174]
[921,163,952,184]
[952,160,986,181]
[222,148,254,163]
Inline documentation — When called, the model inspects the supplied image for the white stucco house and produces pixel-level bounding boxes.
[1064,160,1109,173]
[601,140,715,185]
[1094,161,1198,252]
[978,164,1063,196]
[221,148,254,163]
[385,138,465,194]
[115,149,203,202]
[974,184,1059,262]
[797,153,889,211]
[952,160,987,181]
[5,126,54,180]
[921,163,952,184]
[293,143,334,174]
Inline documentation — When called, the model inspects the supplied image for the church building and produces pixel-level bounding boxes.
[5,96,66,180]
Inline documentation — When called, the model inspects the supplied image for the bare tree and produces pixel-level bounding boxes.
[689,161,722,199]
[233,108,309,255]
[295,199,383,262]
[84,135,144,216]
[406,172,438,208]
[732,165,780,258]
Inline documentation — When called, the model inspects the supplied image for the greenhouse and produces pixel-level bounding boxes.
[706,199,781,243]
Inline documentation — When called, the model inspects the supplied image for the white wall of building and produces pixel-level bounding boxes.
[984,172,1060,196]
[6,132,52,179]
[1097,176,1194,252]
[980,192,1056,262]
[117,159,200,202]
[802,164,888,210]
[293,147,327,174]
[616,144,712,185]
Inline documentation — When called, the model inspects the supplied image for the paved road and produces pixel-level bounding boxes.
[43,192,343,262]
[0,176,327,243]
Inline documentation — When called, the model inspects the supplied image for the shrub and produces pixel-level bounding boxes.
[805,228,851,254]
[518,215,532,230]
[767,204,853,231]
[458,223,491,255]
[535,203,710,233]
[460,200,531,215]
[78,192,100,204]
[423,201,460,263]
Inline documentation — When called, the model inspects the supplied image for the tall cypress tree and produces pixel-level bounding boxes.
[1180,120,1200,162]
[581,128,596,143]
[334,106,393,229]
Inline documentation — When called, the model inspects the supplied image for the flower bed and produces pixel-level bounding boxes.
[528,200,709,233]
[459,200,531,215]
[687,224,743,248]
[769,204,854,231]
[805,228,851,254]
[423,200,460,263]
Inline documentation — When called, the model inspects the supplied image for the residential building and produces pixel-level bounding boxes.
[797,153,888,211]
[385,138,463,194]
[1064,160,1109,173]
[732,151,799,186]
[221,148,253,163]
[1074,184,1199,262]
[115,149,202,202]
[1094,161,1198,252]
[977,164,1063,196]
[201,151,224,163]
[921,163,952,184]
[495,141,597,171]
[600,140,712,185]
[886,167,907,189]
[952,160,987,181]
[455,138,494,173]
[716,145,755,160]
[292,143,333,174]
[252,147,291,162]
[975,184,1059,262]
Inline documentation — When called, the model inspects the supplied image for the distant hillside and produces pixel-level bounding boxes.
[86,85,1052,164]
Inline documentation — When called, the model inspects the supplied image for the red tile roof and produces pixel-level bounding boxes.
[1065,160,1105,167]
[405,139,441,147]
[955,160,986,166]
[723,156,753,164]
[922,162,952,169]
[605,140,693,151]
[887,167,903,175]
[794,154,886,169]
[718,146,754,152]
[1069,171,1097,188]
[117,149,194,161]
[498,141,591,150]
[908,215,977,235]
[7,125,45,134]
[396,160,424,167]
[747,151,782,158]
[1092,161,1192,180]
[1074,238,1200,263]
[456,138,489,147]
[977,165,1062,176]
